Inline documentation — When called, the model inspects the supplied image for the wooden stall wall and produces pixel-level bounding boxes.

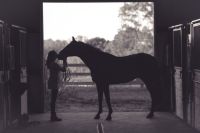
[0,20,15,130]
[0,20,28,131]
[169,19,200,131]
[0,0,44,115]
[0,20,5,132]
[191,19,200,130]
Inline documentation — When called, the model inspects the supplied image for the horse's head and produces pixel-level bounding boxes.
[57,37,80,60]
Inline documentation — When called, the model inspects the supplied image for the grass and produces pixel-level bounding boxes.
[45,85,151,113]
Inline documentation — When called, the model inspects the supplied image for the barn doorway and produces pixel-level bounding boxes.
[43,2,154,113]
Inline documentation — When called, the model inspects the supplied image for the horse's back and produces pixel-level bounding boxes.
[120,53,159,69]
[101,53,160,75]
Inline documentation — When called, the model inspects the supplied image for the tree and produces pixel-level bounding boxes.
[112,2,154,55]
[87,37,107,50]
[76,35,88,42]
[119,2,154,34]
[112,27,137,56]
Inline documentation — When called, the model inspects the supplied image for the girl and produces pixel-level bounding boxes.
[46,50,66,121]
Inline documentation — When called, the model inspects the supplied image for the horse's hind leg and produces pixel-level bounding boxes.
[147,79,162,119]
[144,80,157,119]
[147,91,156,118]
[94,83,103,119]
[103,84,113,121]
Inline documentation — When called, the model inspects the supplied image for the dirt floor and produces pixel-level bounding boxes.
[3,112,200,133]
[44,85,151,113]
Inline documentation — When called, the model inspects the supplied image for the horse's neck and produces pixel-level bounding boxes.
[78,52,96,71]
[77,46,100,71]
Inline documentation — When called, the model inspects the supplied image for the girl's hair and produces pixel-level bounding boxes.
[46,50,57,69]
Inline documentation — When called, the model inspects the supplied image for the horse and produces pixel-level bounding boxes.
[58,37,162,121]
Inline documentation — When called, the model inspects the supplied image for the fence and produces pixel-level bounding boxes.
[63,63,145,87]
[44,62,145,87]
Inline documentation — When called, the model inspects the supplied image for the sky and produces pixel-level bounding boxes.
[43,3,124,41]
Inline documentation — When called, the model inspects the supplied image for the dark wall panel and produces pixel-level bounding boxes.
[27,33,44,113]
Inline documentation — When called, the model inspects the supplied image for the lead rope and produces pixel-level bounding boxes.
[63,67,71,82]
[97,120,104,133]
[58,60,71,97]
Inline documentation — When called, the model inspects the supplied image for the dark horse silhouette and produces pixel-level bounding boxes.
[58,37,162,121]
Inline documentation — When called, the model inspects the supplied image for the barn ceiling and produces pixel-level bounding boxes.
[0,0,200,33]
[155,0,200,31]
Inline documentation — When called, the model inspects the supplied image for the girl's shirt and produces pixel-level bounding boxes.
[48,62,65,90]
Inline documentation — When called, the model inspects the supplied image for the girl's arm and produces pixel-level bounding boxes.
[52,62,66,72]
[58,63,66,72]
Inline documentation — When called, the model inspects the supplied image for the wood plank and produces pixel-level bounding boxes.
[67,64,86,67]
[70,73,91,76]
[65,80,144,86]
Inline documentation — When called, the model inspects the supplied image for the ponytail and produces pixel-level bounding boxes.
[46,50,57,69]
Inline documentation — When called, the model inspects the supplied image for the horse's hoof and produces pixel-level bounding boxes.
[146,113,154,119]
[106,116,112,121]
[94,115,100,119]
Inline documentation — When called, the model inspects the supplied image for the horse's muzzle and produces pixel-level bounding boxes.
[63,59,68,67]
[57,53,63,60]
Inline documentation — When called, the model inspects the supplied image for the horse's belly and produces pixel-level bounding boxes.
[104,71,137,84]
[91,72,136,84]
[109,79,134,84]
[91,67,139,84]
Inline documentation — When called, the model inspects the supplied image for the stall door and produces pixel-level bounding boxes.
[10,25,22,122]
[170,24,188,120]
[19,29,28,115]
[10,25,28,121]
[191,19,200,130]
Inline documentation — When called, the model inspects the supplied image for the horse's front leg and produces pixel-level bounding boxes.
[94,83,103,119]
[103,84,113,121]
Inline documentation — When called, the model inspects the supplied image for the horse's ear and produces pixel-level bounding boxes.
[72,36,76,42]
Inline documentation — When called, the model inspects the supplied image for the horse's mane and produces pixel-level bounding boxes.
[78,41,105,54]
